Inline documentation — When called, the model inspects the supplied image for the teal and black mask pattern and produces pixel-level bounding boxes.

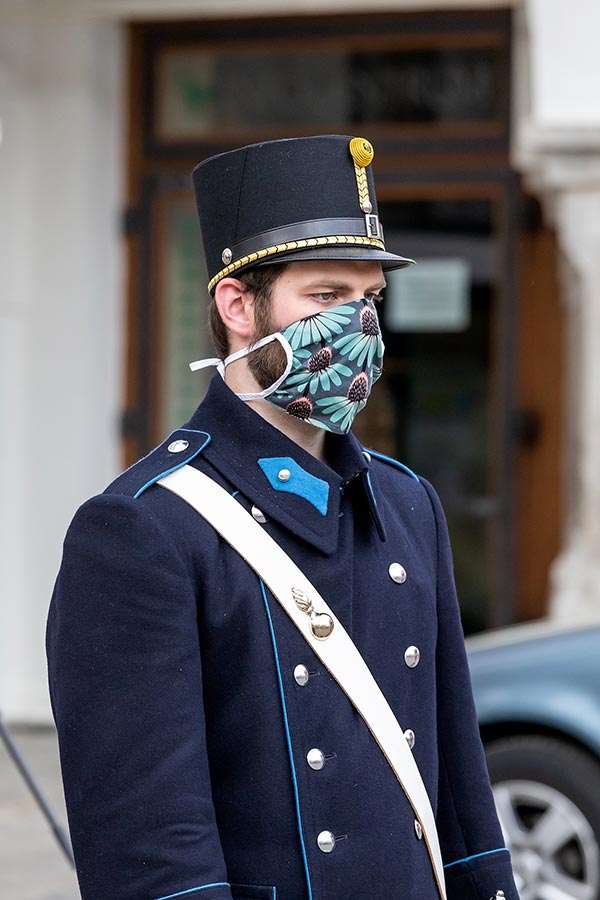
[265,297,384,434]
[189,296,385,434]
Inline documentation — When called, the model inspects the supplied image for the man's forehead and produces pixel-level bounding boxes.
[282,259,386,288]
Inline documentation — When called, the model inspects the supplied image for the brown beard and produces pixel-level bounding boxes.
[247,319,289,391]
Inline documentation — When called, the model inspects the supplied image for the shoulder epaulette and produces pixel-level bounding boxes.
[364,449,420,483]
[105,428,211,499]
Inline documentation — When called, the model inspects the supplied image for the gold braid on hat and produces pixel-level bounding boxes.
[349,138,375,214]
[208,233,384,294]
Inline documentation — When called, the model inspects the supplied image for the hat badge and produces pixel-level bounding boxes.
[221,247,233,265]
[349,137,374,168]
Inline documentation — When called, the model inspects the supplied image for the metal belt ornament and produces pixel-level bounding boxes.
[158,464,447,900]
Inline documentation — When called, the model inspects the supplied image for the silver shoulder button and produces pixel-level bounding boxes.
[167,439,189,453]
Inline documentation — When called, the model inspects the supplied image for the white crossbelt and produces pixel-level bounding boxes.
[159,464,446,899]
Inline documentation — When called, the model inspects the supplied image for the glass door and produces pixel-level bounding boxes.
[354,197,506,632]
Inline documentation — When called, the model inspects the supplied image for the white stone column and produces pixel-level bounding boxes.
[514,0,600,620]
[548,183,600,619]
[0,6,124,721]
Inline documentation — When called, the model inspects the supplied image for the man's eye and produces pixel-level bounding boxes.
[313,292,337,303]
[366,292,384,304]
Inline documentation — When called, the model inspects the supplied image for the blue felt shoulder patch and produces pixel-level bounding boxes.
[258,456,329,516]
[105,428,211,499]
[365,449,420,483]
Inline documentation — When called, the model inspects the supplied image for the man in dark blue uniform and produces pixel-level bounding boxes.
[47,135,519,900]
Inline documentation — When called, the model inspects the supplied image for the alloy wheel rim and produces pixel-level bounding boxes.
[493,779,599,900]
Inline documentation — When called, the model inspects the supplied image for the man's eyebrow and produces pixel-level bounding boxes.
[303,280,353,291]
[302,280,387,292]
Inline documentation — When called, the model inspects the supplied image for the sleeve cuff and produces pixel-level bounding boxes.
[154,883,276,900]
[153,882,233,900]
[443,849,520,900]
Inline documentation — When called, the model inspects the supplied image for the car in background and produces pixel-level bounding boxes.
[467,619,600,900]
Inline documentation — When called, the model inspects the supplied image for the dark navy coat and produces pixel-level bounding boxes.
[47,374,519,900]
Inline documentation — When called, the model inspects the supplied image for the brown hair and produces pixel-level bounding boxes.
[208,263,289,359]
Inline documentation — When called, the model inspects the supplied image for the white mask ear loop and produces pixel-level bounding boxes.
[189,332,294,402]
[232,332,293,401]
[189,356,225,376]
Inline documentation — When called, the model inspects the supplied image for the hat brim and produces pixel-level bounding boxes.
[255,246,415,272]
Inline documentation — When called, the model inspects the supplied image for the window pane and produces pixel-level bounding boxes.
[157,44,502,139]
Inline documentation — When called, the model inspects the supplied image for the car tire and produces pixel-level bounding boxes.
[486,735,600,900]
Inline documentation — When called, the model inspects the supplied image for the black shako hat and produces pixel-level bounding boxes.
[192,134,414,294]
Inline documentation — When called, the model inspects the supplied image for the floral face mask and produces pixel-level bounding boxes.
[190,297,384,434]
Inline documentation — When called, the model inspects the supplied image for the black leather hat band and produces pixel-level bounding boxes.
[208,233,386,294]
[229,216,384,261]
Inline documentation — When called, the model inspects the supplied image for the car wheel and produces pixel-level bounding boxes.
[486,735,600,900]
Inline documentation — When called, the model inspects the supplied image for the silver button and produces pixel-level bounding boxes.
[167,440,189,453]
[317,830,336,853]
[294,664,309,687]
[362,450,372,463]
[307,748,326,771]
[414,819,423,840]
[389,563,407,584]
[491,894,506,900]
[278,468,291,482]
[404,646,420,668]
[221,247,233,265]
[251,505,267,524]
[404,728,416,750]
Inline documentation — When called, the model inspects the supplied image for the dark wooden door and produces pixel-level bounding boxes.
[124,10,563,629]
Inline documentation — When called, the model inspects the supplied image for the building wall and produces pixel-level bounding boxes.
[1,0,599,722]
[518,0,600,621]
[0,8,124,720]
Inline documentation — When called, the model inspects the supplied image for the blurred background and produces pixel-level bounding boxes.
[1,0,600,898]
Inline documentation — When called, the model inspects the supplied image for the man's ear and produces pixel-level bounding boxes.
[214,277,254,344]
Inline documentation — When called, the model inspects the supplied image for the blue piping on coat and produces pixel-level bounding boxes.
[444,847,510,869]
[259,580,313,900]
[154,882,230,900]
[134,430,211,499]
[365,470,377,506]
[365,449,419,483]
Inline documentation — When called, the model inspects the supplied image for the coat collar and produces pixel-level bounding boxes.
[184,374,383,554]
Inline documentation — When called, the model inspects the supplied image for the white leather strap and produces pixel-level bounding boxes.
[158,464,446,899]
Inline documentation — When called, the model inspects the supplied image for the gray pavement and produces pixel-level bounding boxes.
[0,725,80,900]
